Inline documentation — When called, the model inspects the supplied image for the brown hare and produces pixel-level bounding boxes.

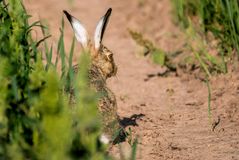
[63,8,125,144]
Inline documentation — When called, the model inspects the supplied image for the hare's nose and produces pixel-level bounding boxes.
[113,65,117,76]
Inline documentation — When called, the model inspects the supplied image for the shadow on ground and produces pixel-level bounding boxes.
[120,113,145,127]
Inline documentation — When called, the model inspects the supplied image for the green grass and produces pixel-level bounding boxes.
[170,0,239,121]
[184,23,227,76]
[0,0,107,159]
[171,0,239,58]
[128,29,176,71]
[206,79,212,122]
[0,1,139,159]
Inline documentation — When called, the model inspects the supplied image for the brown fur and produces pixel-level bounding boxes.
[64,8,125,144]
[72,43,124,143]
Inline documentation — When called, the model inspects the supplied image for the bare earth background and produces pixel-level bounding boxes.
[24,0,239,159]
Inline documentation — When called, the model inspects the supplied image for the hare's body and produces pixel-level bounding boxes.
[64,9,124,144]
[72,59,121,143]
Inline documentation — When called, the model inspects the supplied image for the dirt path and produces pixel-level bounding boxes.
[25,0,239,159]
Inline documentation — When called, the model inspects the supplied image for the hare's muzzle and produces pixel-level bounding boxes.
[112,64,117,77]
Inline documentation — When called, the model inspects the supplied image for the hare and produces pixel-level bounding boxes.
[63,8,125,144]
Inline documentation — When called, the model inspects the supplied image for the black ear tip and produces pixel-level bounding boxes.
[63,10,72,22]
[63,10,69,16]
[107,8,112,14]
[63,10,67,15]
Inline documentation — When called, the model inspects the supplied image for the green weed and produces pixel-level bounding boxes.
[171,0,239,58]
[170,0,237,121]
[0,1,140,159]
[0,0,106,159]
[128,29,176,71]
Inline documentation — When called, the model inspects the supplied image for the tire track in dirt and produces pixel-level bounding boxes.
[25,0,239,159]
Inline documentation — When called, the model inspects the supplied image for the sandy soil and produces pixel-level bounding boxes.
[24,0,239,159]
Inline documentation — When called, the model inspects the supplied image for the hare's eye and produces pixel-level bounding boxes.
[106,53,113,61]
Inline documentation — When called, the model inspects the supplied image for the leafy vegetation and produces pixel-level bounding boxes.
[130,0,239,120]
[128,29,176,71]
[0,0,139,159]
[171,0,239,70]
[0,0,108,159]
[184,24,227,77]
[170,0,239,120]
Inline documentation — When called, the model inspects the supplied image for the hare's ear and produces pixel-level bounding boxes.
[63,10,88,48]
[94,8,112,50]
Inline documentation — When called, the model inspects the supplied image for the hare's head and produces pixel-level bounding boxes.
[63,8,117,79]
